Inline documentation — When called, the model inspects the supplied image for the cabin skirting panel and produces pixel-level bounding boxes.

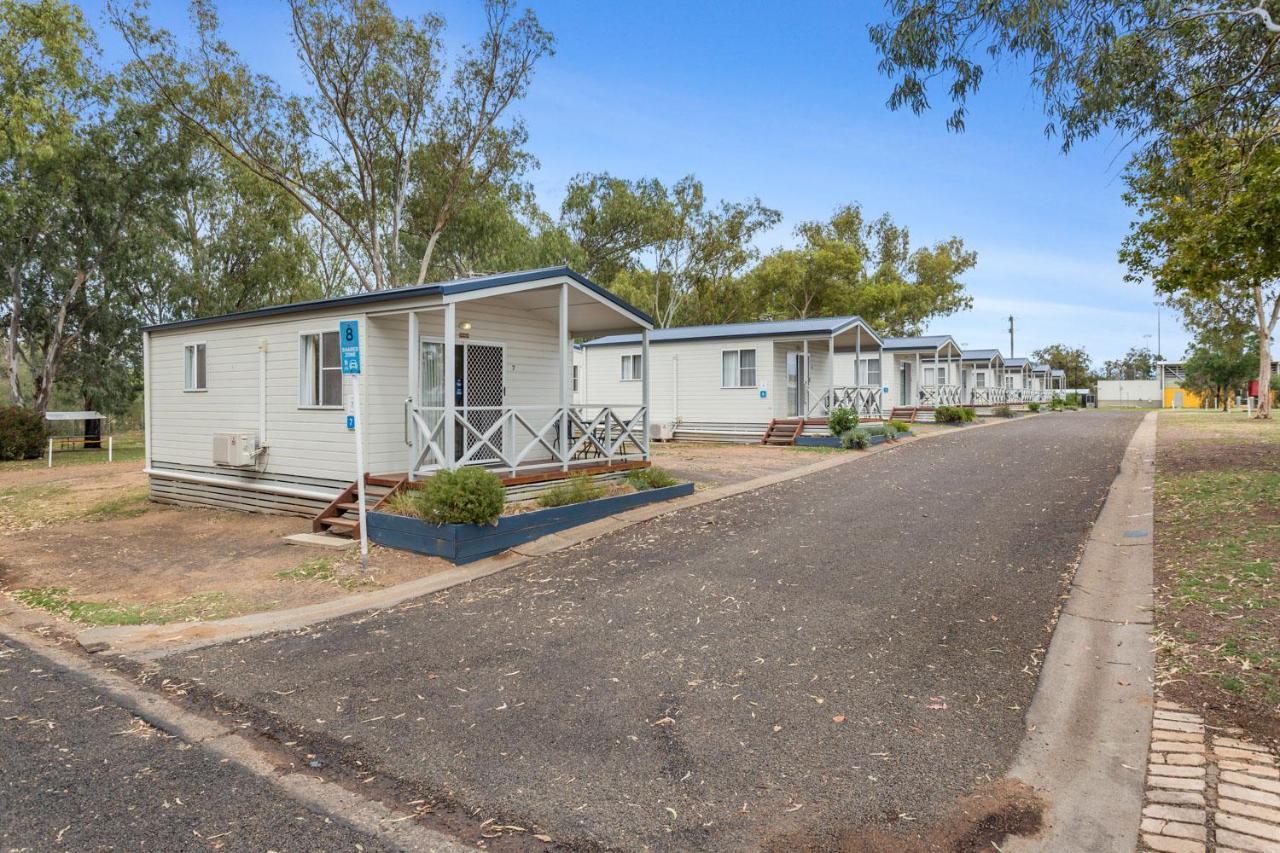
[147,463,348,517]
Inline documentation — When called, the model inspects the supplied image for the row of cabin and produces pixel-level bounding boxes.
[140,266,1063,517]
[574,320,1064,442]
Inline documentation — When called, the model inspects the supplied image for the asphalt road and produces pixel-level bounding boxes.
[0,635,391,852]
[157,411,1143,851]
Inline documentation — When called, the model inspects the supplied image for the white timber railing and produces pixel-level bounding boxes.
[807,385,884,421]
[970,387,1009,405]
[918,384,963,406]
[409,404,649,477]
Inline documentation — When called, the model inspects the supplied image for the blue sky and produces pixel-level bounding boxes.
[80,0,1186,364]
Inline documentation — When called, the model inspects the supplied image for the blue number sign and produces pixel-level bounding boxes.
[339,320,361,375]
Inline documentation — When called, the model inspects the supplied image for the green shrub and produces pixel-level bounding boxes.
[992,404,1016,418]
[412,467,505,525]
[933,405,964,424]
[865,424,899,441]
[1065,392,1081,407]
[627,466,678,491]
[0,406,47,461]
[1027,401,1041,412]
[841,428,872,450]
[827,406,858,436]
[886,419,911,433]
[959,406,976,422]
[537,473,605,508]
[1050,397,1065,411]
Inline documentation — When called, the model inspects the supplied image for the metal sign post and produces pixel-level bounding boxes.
[339,320,369,570]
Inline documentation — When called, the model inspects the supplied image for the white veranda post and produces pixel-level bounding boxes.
[407,310,419,480]
[443,302,457,469]
[828,335,835,411]
[559,283,570,471]
[641,328,650,459]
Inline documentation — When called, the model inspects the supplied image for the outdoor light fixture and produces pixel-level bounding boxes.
[459,321,472,331]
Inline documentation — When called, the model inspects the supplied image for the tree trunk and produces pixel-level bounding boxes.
[6,265,23,406]
[1252,284,1277,419]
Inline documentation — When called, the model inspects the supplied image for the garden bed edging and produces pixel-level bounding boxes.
[366,481,695,564]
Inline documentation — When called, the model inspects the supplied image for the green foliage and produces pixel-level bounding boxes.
[1050,397,1065,411]
[1065,392,1081,407]
[933,405,964,424]
[537,473,605,508]
[841,428,871,450]
[1183,342,1257,410]
[1027,401,1041,412]
[412,467,506,525]
[747,204,975,335]
[566,173,780,327]
[626,466,679,491]
[992,405,1016,418]
[0,406,47,460]
[886,418,911,433]
[827,406,858,436]
[1031,344,1094,390]
[959,406,976,422]
[1103,346,1158,381]
[863,424,900,441]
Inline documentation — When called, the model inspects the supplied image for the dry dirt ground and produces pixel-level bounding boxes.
[1154,410,1279,744]
[0,460,450,622]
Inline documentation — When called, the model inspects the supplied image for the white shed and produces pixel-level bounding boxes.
[142,267,654,517]
[580,317,884,442]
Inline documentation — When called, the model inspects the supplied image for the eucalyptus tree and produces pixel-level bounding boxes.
[749,204,975,335]
[113,0,553,292]
[1029,343,1094,389]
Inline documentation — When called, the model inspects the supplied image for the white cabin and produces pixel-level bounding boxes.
[142,267,654,514]
[846,335,966,411]
[959,349,1008,405]
[579,317,883,442]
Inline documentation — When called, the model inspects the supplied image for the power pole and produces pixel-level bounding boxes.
[1008,315,1015,358]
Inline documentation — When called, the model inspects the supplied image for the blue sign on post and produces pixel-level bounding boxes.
[346,414,356,430]
[339,320,361,375]
[759,389,768,399]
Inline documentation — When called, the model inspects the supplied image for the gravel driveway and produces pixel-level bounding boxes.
[157,412,1143,851]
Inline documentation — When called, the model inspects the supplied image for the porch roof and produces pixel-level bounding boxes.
[881,335,962,356]
[1005,357,1031,369]
[142,266,653,333]
[581,316,882,348]
[960,348,1005,364]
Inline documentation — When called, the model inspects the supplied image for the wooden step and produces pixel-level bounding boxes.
[318,516,358,531]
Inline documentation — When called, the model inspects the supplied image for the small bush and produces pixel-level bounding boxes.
[992,404,1016,418]
[627,466,679,491]
[886,419,911,433]
[959,406,976,422]
[1050,397,1065,411]
[1027,401,1041,412]
[933,405,964,424]
[537,473,605,508]
[1065,392,1081,407]
[864,424,899,441]
[413,467,505,525]
[827,406,858,436]
[0,406,47,461]
[841,428,872,450]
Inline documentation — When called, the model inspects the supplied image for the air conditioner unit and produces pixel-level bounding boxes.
[212,431,259,467]
[654,422,676,441]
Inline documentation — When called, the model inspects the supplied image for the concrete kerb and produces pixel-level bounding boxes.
[71,413,1036,660]
[1003,410,1157,852]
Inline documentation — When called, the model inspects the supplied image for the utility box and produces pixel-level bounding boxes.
[212,431,259,467]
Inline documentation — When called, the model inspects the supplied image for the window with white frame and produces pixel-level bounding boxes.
[1005,374,1013,388]
[975,372,986,388]
[865,357,881,387]
[299,331,342,407]
[721,348,757,387]
[621,353,643,381]
[924,367,936,384]
[1024,376,1031,389]
[936,366,947,385]
[573,364,580,393]
[183,343,206,391]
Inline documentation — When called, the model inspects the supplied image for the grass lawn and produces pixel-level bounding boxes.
[1155,410,1278,740]
[0,430,145,472]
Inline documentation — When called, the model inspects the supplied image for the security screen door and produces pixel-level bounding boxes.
[419,340,505,463]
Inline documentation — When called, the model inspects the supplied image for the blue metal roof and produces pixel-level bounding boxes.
[581,316,879,347]
[961,348,1003,362]
[881,335,958,352]
[1005,357,1030,368]
[143,266,653,332]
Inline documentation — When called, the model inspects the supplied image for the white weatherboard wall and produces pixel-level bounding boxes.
[148,297,568,510]
[583,338,778,427]
[1097,379,1162,407]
